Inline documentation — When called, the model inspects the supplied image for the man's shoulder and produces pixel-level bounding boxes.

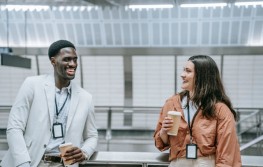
[80,88,92,98]
[71,82,92,97]
[25,74,51,83]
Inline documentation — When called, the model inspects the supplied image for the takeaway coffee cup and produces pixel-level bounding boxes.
[167,111,182,136]
[59,142,74,165]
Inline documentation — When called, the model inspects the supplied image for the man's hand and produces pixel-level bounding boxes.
[62,146,86,164]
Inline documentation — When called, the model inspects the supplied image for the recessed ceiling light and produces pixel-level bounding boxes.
[180,3,227,8]
[128,4,174,9]
[235,1,263,6]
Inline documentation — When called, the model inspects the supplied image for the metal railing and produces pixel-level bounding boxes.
[1,106,263,153]
[94,106,263,149]
[94,106,161,151]
[0,106,263,166]
[82,151,169,167]
[236,108,262,137]
[81,152,263,167]
[240,135,263,151]
[235,108,263,155]
[1,150,263,167]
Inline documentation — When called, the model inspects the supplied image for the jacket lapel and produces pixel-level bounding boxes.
[66,82,80,132]
[44,75,55,127]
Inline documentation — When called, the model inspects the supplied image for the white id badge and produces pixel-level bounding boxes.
[53,123,63,138]
[186,144,197,159]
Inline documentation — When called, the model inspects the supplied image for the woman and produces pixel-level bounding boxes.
[154,55,241,167]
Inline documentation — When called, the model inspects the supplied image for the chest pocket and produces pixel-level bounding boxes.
[194,118,217,146]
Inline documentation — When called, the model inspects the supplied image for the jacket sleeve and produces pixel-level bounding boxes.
[81,96,98,158]
[6,77,33,166]
[215,104,241,167]
[153,99,174,151]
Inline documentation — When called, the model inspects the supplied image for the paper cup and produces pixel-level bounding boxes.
[167,111,182,136]
[59,142,74,165]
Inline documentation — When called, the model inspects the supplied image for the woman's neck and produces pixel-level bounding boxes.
[189,91,194,99]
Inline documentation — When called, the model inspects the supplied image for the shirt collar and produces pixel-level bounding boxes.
[182,96,197,110]
[55,82,72,95]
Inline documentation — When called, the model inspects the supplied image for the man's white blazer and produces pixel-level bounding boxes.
[1,74,98,167]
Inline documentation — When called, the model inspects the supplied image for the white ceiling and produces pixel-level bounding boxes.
[0,0,247,7]
[0,0,263,49]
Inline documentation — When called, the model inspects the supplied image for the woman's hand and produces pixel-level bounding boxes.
[160,117,174,135]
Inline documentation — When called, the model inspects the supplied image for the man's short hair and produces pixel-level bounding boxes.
[48,40,76,59]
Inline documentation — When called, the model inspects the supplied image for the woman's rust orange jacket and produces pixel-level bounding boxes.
[153,94,242,167]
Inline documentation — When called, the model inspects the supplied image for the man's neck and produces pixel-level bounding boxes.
[55,78,70,90]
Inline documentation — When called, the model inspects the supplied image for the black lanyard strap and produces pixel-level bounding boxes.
[55,92,69,118]
[187,102,199,143]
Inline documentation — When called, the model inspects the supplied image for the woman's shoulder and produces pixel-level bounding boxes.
[165,93,181,103]
[215,102,235,120]
[162,93,182,109]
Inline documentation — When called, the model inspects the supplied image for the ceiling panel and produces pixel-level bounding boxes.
[0,0,251,7]
[0,1,263,47]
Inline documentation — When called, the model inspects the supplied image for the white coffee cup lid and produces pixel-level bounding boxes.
[59,142,72,148]
[168,111,182,116]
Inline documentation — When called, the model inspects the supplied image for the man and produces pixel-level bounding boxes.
[1,40,98,167]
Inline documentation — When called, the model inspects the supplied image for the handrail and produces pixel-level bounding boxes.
[2,105,262,110]
[1,105,262,111]
[84,151,263,167]
[240,135,263,151]
[1,106,262,152]
[0,151,263,166]
[86,151,169,167]
[236,110,261,135]
[1,106,262,134]
[85,152,263,167]
[236,110,259,126]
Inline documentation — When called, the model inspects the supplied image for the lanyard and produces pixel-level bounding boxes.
[187,103,199,143]
[55,92,69,119]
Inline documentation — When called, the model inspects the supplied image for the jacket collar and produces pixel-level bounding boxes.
[44,74,80,132]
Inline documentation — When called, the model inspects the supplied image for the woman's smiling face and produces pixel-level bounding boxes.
[181,60,195,95]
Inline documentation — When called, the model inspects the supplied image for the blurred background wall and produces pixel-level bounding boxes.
[0,0,263,156]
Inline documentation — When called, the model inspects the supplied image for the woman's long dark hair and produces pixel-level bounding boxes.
[179,55,237,120]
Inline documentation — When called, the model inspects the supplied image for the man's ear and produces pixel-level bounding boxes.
[50,57,56,66]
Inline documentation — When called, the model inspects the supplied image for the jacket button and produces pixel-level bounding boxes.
[44,144,47,148]
[187,131,189,134]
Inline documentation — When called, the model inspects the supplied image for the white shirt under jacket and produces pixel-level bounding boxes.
[1,74,98,167]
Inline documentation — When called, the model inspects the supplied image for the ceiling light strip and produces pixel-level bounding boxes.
[128,4,174,9]
[234,1,263,6]
[1,5,50,11]
[180,3,227,8]
[0,5,98,11]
